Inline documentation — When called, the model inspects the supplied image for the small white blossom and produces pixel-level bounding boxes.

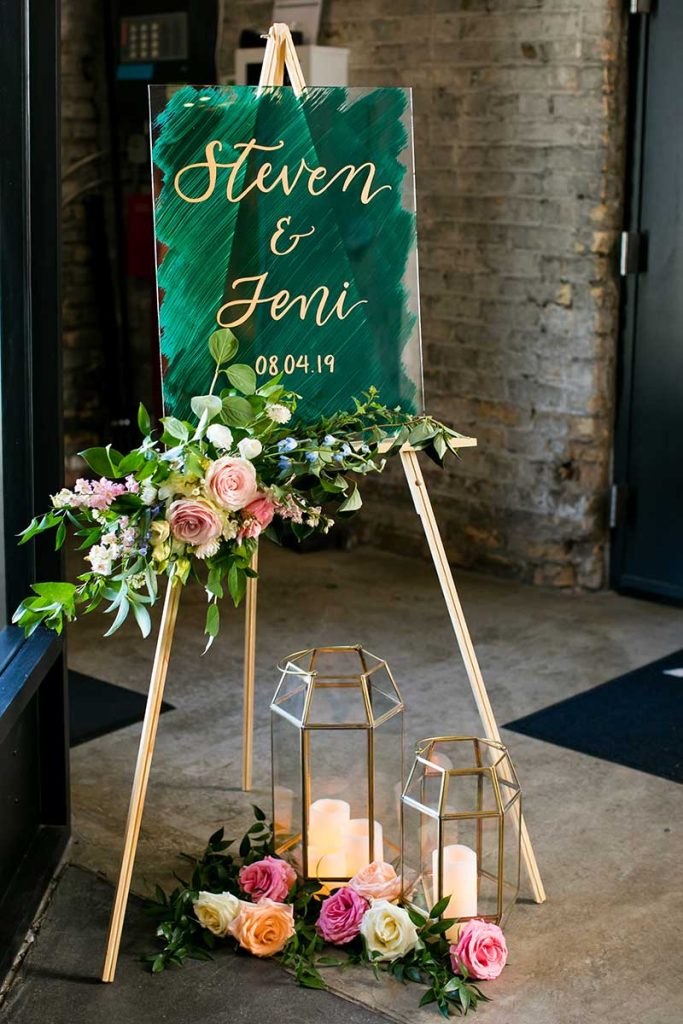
[265,403,292,424]
[222,519,239,541]
[51,488,73,508]
[206,424,234,450]
[140,483,157,506]
[194,538,221,559]
[85,544,112,575]
[238,437,263,460]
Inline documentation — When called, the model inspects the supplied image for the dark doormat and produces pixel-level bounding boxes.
[69,670,174,747]
[505,649,683,784]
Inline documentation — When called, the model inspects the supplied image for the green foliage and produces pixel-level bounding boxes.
[142,809,493,1017]
[14,339,467,644]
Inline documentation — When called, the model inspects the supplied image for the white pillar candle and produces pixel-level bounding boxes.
[432,844,477,939]
[307,846,347,879]
[308,798,350,852]
[344,818,384,875]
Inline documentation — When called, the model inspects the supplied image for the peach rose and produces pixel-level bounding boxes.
[229,898,295,957]
[205,456,258,511]
[349,861,401,902]
[166,499,222,547]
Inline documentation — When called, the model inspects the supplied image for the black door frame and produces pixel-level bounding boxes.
[611,10,682,601]
[0,0,69,978]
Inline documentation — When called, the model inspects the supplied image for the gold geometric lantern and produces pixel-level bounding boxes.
[270,645,404,887]
[401,737,521,937]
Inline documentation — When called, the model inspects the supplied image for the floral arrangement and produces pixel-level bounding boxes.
[13,329,464,649]
[145,810,508,1017]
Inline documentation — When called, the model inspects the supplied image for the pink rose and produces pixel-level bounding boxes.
[239,856,296,903]
[316,886,368,944]
[205,456,258,511]
[238,494,276,540]
[450,920,508,981]
[349,861,401,903]
[167,499,222,547]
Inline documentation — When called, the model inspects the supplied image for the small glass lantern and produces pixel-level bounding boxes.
[401,737,521,936]
[270,645,404,887]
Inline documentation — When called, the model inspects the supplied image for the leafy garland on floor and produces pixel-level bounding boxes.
[13,329,465,649]
[144,809,498,1018]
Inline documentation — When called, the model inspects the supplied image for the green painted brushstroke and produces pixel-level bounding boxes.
[151,84,421,421]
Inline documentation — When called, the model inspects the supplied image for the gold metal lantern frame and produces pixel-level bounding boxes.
[270,645,404,887]
[401,736,521,931]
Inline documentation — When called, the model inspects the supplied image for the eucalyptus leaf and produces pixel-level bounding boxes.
[208,328,238,365]
[225,363,257,395]
[190,394,223,421]
[221,396,253,428]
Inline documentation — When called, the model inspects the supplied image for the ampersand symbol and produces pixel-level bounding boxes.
[270,216,316,256]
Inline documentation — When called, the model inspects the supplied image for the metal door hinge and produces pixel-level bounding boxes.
[630,0,651,13]
[610,483,630,529]
[620,231,646,276]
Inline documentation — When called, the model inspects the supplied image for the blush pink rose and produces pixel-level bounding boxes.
[316,886,368,944]
[450,920,508,981]
[166,499,222,547]
[205,456,258,511]
[349,861,401,903]
[238,494,276,540]
[238,856,296,903]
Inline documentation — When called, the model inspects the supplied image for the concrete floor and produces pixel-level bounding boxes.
[8,542,683,1022]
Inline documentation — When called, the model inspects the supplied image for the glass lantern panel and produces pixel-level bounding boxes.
[271,711,303,863]
[306,678,369,725]
[271,661,310,724]
[431,818,499,933]
[494,750,521,811]
[304,728,370,881]
[365,663,402,723]
[401,798,430,917]
[403,758,445,815]
[501,793,522,922]
[442,768,499,817]
[309,647,365,677]
[474,814,503,921]
[371,709,403,871]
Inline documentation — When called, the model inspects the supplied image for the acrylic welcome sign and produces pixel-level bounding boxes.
[149,85,423,421]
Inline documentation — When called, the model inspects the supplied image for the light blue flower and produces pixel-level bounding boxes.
[333,453,345,462]
[278,455,292,471]
[341,443,352,456]
[361,443,370,454]
[305,451,319,462]
[323,434,337,446]
[278,437,298,452]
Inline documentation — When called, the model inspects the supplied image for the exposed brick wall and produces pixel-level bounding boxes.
[61,0,107,471]
[218,0,628,588]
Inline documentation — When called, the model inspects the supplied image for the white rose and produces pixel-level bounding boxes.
[140,483,158,506]
[238,437,262,460]
[360,900,420,962]
[206,424,234,450]
[193,891,243,937]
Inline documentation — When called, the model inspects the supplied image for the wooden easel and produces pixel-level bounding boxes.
[101,25,545,984]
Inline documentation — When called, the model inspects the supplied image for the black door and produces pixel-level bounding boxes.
[0,0,70,978]
[612,4,683,600]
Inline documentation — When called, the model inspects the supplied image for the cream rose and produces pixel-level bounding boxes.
[193,891,243,937]
[229,898,295,957]
[238,437,262,460]
[206,424,234,451]
[360,899,420,962]
[205,456,258,511]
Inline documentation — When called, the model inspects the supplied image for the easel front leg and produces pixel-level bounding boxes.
[242,548,258,791]
[400,446,546,904]
[102,578,182,982]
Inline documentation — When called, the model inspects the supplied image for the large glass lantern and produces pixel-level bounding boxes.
[270,645,404,887]
[401,737,521,937]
